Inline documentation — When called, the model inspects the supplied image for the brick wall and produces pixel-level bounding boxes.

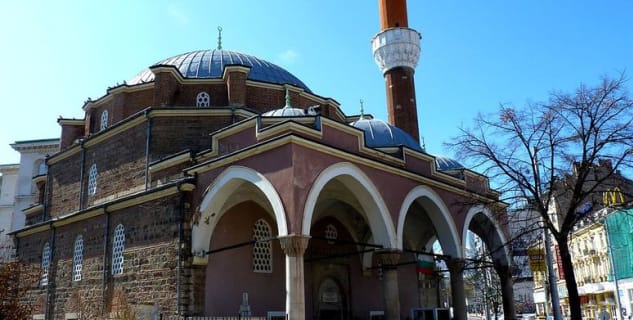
[150,116,234,162]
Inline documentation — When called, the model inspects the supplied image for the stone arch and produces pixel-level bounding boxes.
[191,166,288,258]
[302,162,396,248]
[463,205,511,266]
[396,185,462,259]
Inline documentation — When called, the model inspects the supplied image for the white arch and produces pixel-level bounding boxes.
[302,162,397,248]
[396,185,462,259]
[463,205,511,266]
[191,166,288,257]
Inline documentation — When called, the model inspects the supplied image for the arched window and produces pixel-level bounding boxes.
[41,242,51,286]
[252,219,272,273]
[325,224,338,244]
[100,110,109,131]
[112,224,125,275]
[87,164,97,196]
[196,92,210,107]
[72,236,84,281]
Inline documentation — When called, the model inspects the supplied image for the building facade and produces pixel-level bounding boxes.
[0,139,59,262]
[0,163,19,261]
[11,1,516,320]
[531,162,633,320]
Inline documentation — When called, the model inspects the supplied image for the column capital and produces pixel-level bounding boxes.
[376,249,402,267]
[278,234,310,257]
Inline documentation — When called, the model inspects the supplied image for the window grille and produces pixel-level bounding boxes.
[112,224,125,275]
[87,164,97,196]
[196,92,210,107]
[72,236,83,281]
[100,110,109,130]
[41,242,51,286]
[325,224,338,243]
[252,219,272,273]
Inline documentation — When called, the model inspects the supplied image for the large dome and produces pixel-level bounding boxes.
[350,118,423,152]
[128,49,312,93]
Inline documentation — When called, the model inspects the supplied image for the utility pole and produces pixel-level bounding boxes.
[533,147,563,320]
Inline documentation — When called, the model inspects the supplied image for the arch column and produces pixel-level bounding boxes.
[448,258,467,320]
[279,235,310,320]
[377,250,401,320]
[495,263,516,320]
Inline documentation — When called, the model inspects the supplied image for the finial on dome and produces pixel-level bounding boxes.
[359,99,365,119]
[284,87,292,109]
[217,26,223,50]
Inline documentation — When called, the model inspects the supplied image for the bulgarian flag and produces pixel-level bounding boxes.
[416,254,434,275]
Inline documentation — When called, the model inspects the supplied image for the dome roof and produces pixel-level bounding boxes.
[434,155,465,171]
[128,49,312,93]
[350,118,423,151]
[262,107,306,117]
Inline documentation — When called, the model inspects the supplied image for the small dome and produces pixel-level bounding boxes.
[128,49,311,93]
[350,118,423,151]
[262,108,306,117]
[434,155,465,171]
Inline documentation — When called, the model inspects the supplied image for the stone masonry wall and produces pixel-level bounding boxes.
[149,116,235,162]
[48,153,82,217]
[83,124,147,209]
[18,192,184,319]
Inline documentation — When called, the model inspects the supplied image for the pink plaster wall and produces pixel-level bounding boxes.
[204,201,285,316]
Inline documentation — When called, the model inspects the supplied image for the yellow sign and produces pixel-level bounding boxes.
[528,247,546,272]
[603,187,625,206]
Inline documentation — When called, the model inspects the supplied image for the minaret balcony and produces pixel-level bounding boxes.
[372,27,421,74]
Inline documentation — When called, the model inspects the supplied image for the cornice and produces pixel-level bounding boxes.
[13,181,196,237]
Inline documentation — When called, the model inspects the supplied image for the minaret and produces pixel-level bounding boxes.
[372,0,421,141]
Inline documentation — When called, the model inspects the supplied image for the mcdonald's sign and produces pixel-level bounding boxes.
[602,187,625,206]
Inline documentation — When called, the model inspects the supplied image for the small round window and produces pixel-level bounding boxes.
[196,92,210,107]
[87,164,97,196]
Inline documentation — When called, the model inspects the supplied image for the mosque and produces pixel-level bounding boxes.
[13,1,516,319]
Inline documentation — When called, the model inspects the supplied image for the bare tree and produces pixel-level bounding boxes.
[448,74,633,320]
[0,260,40,319]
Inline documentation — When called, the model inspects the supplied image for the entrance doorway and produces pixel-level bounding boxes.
[317,278,345,320]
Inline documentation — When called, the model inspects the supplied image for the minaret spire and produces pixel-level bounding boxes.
[372,0,421,141]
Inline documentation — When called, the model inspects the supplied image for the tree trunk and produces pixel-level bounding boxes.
[557,236,582,320]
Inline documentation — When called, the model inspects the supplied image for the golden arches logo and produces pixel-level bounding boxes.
[602,187,625,206]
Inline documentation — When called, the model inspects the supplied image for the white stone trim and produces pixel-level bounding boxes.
[396,185,462,258]
[192,166,288,260]
[462,205,511,266]
[301,162,397,248]
[372,27,421,74]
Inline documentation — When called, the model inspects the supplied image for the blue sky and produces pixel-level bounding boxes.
[1,0,632,164]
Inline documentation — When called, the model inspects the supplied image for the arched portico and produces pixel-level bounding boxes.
[192,165,288,259]
[397,185,465,320]
[463,205,515,320]
[396,185,461,258]
[302,162,396,248]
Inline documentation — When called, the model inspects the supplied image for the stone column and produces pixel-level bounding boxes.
[495,263,516,320]
[377,250,401,320]
[279,235,310,320]
[448,258,467,320]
